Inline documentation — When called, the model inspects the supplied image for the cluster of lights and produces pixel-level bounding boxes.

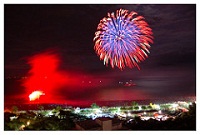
[74,101,193,122]
[19,120,31,130]
[7,100,194,131]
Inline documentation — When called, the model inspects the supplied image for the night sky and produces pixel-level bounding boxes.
[4,4,196,105]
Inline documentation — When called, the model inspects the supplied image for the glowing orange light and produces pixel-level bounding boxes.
[29,91,45,101]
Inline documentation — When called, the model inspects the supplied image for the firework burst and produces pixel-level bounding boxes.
[94,9,153,70]
[29,90,45,101]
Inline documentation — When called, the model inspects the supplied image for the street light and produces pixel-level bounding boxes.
[158,110,162,114]
[27,121,30,126]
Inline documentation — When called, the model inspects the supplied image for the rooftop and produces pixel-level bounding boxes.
[96,117,111,121]
[76,119,101,130]
[112,118,122,125]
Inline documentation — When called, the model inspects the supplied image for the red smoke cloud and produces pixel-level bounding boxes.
[23,51,70,103]
[22,50,115,104]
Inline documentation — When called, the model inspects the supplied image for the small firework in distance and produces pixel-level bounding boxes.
[94,9,153,70]
[29,90,45,101]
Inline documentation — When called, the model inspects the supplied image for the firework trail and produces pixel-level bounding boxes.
[94,9,153,70]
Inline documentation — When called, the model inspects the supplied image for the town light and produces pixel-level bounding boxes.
[172,103,178,108]
[27,121,30,126]
[75,107,80,113]
[48,111,53,116]
[19,124,25,130]
[158,110,162,114]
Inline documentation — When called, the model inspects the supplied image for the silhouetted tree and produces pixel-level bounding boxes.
[131,101,138,107]
[134,106,139,110]
[141,106,146,110]
[91,103,99,109]
[38,105,44,111]
[11,106,18,114]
